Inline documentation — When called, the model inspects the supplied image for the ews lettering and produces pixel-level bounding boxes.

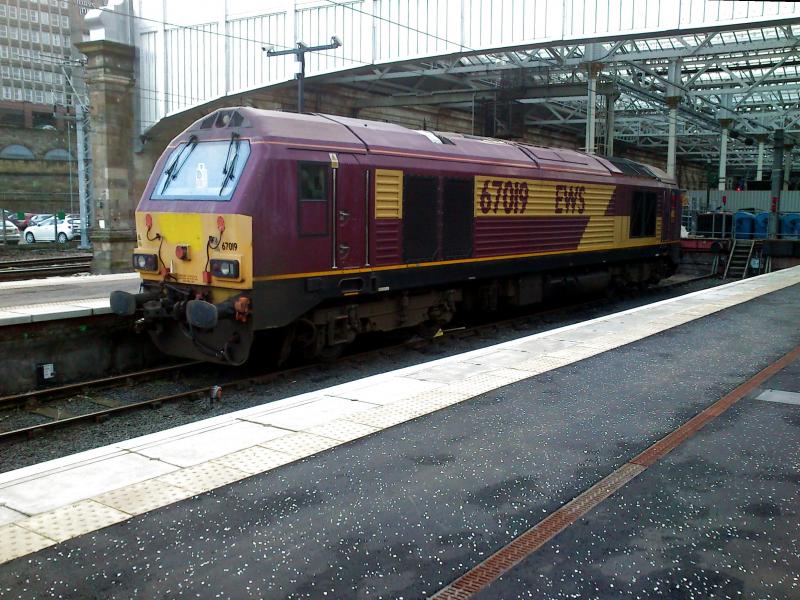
[554,185,586,214]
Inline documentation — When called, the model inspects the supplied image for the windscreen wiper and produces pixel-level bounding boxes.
[160,135,198,194]
[219,133,241,196]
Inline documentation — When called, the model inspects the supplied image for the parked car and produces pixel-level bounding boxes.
[4,211,35,230]
[1,220,21,244]
[0,210,34,230]
[28,214,54,227]
[23,216,77,243]
[65,213,82,233]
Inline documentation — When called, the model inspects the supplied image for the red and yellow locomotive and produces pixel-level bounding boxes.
[111,107,681,364]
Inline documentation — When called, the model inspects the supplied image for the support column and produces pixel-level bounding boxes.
[584,61,601,155]
[665,61,682,180]
[76,39,137,273]
[718,123,730,191]
[784,145,793,191]
[666,97,679,179]
[585,75,597,154]
[755,135,766,181]
[769,130,784,238]
[605,93,618,157]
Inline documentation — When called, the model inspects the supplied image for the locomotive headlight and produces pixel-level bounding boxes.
[210,258,240,279]
[132,252,158,272]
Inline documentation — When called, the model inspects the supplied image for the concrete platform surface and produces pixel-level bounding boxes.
[0,273,139,324]
[0,268,798,598]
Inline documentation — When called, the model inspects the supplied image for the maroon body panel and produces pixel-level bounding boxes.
[474,217,591,256]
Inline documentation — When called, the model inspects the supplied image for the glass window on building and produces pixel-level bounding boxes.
[31,31,39,43]
[21,30,29,42]
[60,15,68,27]
[30,11,38,22]
[0,26,6,38]
[42,32,50,44]
[0,46,7,58]
[20,8,28,21]
[9,28,18,41]
[2,87,12,100]
[9,6,17,18]
[0,5,6,17]
[34,90,44,103]
[0,66,9,78]
[41,13,49,25]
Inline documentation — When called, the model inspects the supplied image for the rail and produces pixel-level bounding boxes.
[0,254,93,281]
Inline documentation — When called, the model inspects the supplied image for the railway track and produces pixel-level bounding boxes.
[0,274,714,443]
[0,254,93,281]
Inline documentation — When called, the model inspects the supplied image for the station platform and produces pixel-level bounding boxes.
[0,268,799,598]
[0,273,139,325]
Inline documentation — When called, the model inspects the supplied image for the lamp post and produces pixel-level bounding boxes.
[263,37,342,114]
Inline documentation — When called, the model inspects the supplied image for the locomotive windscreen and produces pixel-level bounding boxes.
[150,138,252,201]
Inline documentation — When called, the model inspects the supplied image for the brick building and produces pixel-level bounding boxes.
[0,0,98,215]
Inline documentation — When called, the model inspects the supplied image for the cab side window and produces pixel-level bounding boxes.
[630,191,657,238]
[297,163,329,236]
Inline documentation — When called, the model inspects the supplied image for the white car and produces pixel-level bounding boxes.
[23,216,77,243]
[1,220,20,244]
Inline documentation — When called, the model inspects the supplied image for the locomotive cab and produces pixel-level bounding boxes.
[112,110,258,364]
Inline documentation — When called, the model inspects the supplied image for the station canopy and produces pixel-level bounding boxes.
[325,20,800,174]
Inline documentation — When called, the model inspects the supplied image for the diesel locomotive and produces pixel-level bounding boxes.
[110,107,681,364]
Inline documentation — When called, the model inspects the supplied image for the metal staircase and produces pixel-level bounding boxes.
[723,239,756,279]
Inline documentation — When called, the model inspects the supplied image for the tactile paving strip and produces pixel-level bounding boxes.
[156,462,249,494]
[346,405,429,429]
[210,445,296,475]
[445,369,529,396]
[305,419,379,442]
[261,432,340,456]
[20,499,129,543]
[93,479,195,515]
[0,524,55,563]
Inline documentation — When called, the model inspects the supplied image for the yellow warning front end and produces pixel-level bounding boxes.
[132,211,253,302]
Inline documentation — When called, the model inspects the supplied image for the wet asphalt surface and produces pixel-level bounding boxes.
[0,283,797,599]
[477,394,800,600]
